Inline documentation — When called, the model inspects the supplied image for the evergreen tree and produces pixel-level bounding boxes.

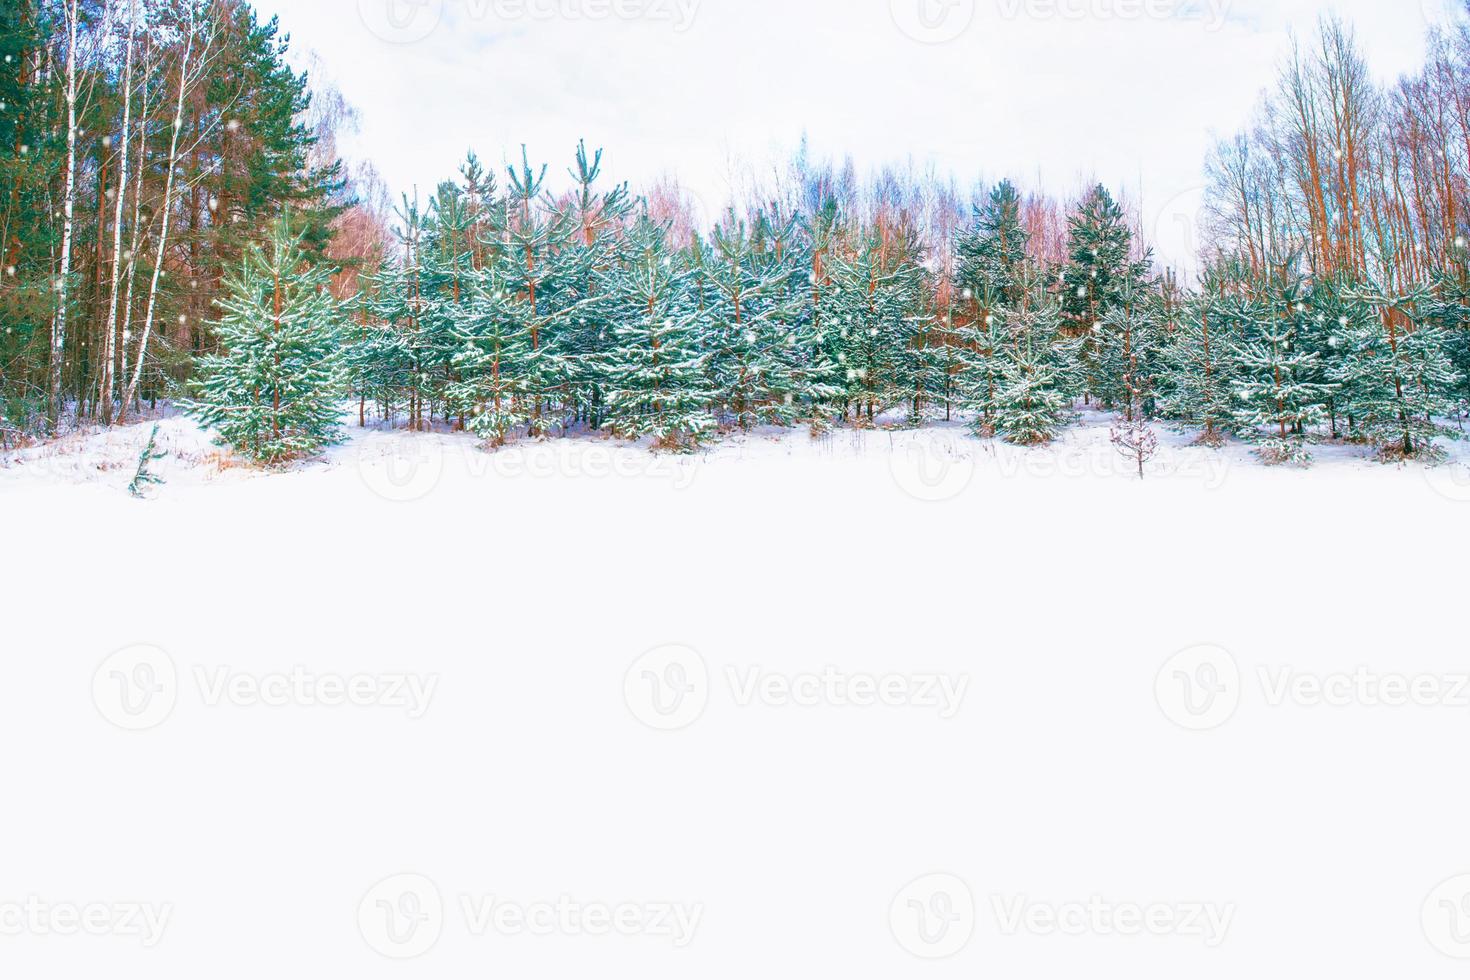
[955,180,1028,308]
[795,199,850,429]
[766,210,843,426]
[126,422,166,498]
[183,219,346,464]
[1060,185,1149,328]
[1230,293,1335,464]
[1060,185,1151,401]
[954,301,1011,434]
[1094,285,1165,419]
[992,296,1073,445]
[447,270,532,446]
[1424,264,1470,419]
[1269,274,1356,440]
[482,147,593,435]
[699,212,807,428]
[557,139,631,429]
[823,227,928,423]
[1333,282,1460,458]
[1157,279,1243,445]
[205,8,347,272]
[597,214,715,450]
[0,0,66,429]
[357,196,434,428]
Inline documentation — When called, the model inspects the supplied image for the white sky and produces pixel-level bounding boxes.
[257,0,1463,273]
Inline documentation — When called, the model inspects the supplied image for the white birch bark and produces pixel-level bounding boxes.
[119,40,154,404]
[48,0,81,434]
[119,1,200,423]
[99,0,139,423]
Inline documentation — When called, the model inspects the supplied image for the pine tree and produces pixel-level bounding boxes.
[1157,280,1242,446]
[206,8,347,272]
[766,209,843,426]
[356,197,433,428]
[557,140,631,429]
[127,423,167,498]
[1060,185,1151,402]
[992,298,1072,445]
[1424,265,1470,420]
[1094,285,1164,419]
[699,212,807,428]
[1333,282,1460,458]
[183,219,345,465]
[489,145,591,436]
[955,180,1028,308]
[823,227,928,423]
[954,301,1011,434]
[597,214,715,450]
[1230,293,1334,464]
[949,181,1035,429]
[794,199,849,429]
[344,304,410,426]
[1288,275,1355,439]
[0,0,65,432]
[446,266,534,446]
[1060,186,1149,327]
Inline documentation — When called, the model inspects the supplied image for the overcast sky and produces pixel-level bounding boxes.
[257,0,1464,273]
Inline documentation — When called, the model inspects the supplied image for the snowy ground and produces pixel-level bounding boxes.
[5,411,1470,978]
[6,406,1470,504]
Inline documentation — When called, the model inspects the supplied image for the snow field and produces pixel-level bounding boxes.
[3,410,1470,978]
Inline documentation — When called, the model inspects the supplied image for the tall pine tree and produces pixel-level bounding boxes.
[183,218,345,464]
[597,214,715,450]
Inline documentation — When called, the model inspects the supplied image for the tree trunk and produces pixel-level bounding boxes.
[99,0,139,424]
[119,4,199,423]
[48,0,81,434]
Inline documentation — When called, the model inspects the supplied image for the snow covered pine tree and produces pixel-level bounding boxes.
[597,214,716,450]
[184,218,346,465]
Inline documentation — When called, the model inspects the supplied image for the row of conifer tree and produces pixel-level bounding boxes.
[184,142,1470,466]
